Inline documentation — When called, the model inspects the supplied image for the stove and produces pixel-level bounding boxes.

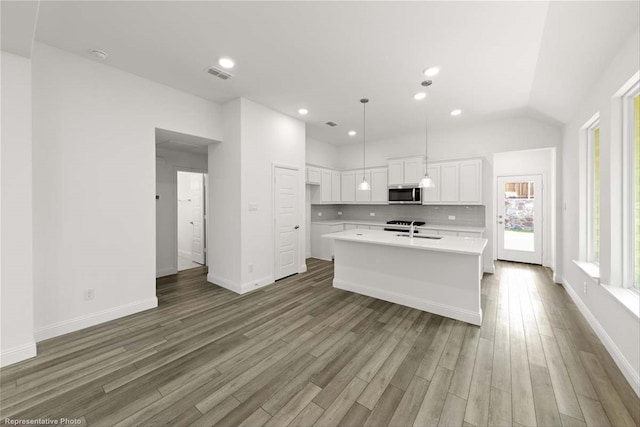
[384,220,426,233]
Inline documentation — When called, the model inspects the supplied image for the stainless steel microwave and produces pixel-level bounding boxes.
[388,186,422,204]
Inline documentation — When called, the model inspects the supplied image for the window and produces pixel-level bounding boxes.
[623,82,640,290]
[586,120,601,264]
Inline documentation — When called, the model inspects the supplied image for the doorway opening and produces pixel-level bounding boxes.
[177,171,207,271]
[497,175,543,264]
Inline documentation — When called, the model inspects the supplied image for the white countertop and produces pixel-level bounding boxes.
[323,228,487,256]
[311,219,485,234]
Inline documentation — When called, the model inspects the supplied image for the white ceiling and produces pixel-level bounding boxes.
[30,1,640,145]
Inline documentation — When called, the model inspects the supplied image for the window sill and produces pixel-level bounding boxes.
[601,284,640,318]
[573,260,600,283]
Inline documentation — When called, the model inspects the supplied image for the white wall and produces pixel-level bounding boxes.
[156,148,208,277]
[31,43,223,341]
[0,51,36,366]
[493,148,557,271]
[561,29,640,395]
[335,115,563,273]
[306,137,341,169]
[208,98,306,293]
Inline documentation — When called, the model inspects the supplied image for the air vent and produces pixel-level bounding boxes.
[325,121,338,127]
[206,66,233,80]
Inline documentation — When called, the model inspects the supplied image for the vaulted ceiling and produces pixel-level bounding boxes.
[6,1,640,145]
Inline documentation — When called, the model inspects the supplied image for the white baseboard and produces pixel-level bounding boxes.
[207,273,275,295]
[34,297,158,342]
[156,267,177,278]
[0,342,37,367]
[207,273,242,293]
[333,279,482,326]
[562,279,640,397]
[299,263,308,273]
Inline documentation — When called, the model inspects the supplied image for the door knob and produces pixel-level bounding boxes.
[190,221,194,225]
[294,225,300,229]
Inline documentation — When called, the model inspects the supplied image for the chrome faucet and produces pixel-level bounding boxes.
[409,221,416,238]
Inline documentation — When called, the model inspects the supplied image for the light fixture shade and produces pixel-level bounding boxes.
[419,174,435,188]
[358,178,371,191]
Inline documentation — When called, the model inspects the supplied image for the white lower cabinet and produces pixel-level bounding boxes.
[438,230,458,237]
[311,223,345,260]
[345,224,357,230]
[458,231,483,238]
[356,225,370,229]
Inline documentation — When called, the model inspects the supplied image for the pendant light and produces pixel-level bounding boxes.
[358,98,371,191]
[419,80,435,188]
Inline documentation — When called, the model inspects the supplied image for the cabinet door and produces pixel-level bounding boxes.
[328,224,344,259]
[370,168,388,202]
[320,170,332,202]
[438,230,458,236]
[344,224,357,230]
[422,164,441,204]
[341,171,356,202]
[459,159,482,204]
[356,225,370,229]
[306,167,321,185]
[440,163,459,203]
[355,171,371,202]
[387,160,404,185]
[331,171,341,202]
[403,158,422,184]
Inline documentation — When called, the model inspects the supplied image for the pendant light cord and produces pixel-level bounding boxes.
[363,101,366,177]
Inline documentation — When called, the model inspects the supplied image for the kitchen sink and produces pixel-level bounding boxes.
[395,234,442,240]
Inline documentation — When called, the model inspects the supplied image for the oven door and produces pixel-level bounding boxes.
[388,187,421,204]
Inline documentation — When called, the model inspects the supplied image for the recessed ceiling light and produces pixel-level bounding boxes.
[423,66,440,77]
[218,57,235,69]
[348,130,357,136]
[413,92,427,101]
[90,49,109,60]
[451,109,462,116]
[298,108,308,115]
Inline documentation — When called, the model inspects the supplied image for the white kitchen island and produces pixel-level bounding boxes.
[324,229,488,325]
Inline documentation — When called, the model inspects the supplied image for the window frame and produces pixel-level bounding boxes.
[586,119,601,265]
[622,81,640,291]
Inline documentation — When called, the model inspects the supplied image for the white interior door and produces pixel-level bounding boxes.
[497,175,542,264]
[275,167,299,280]
[190,173,205,265]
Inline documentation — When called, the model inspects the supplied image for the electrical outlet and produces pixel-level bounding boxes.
[370,212,375,217]
[248,263,253,273]
[583,281,588,294]
[448,215,456,220]
[317,212,322,217]
[84,289,95,301]
[248,203,258,211]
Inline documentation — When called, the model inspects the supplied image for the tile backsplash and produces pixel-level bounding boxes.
[311,204,485,227]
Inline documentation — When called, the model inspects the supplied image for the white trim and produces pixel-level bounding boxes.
[207,273,242,293]
[34,297,158,342]
[207,273,275,294]
[562,278,640,397]
[156,267,178,278]
[0,342,37,367]
[333,278,483,326]
[299,263,308,273]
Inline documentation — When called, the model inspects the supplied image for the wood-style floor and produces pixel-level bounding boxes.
[1,259,638,426]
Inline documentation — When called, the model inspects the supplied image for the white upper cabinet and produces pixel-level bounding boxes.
[459,159,482,204]
[423,158,483,205]
[387,156,425,185]
[355,171,371,202]
[341,171,356,202]
[331,171,341,202]
[440,163,460,203]
[369,168,388,203]
[320,169,332,202]
[306,166,321,185]
[422,164,441,203]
